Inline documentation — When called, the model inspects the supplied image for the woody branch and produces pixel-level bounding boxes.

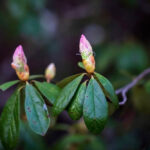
[116,68,150,105]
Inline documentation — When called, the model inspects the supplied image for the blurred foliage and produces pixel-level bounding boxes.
[132,82,150,115]
[0,140,4,150]
[53,134,106,150]
[95,41,148,74]
[0,0,150,149]
[95,43,119,73]
[116,42,148,73]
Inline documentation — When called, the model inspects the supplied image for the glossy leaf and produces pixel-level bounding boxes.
[94,72,119,108]
[68,81,87,120]
[25,84,50,136]
[83,78,108,134]
[0,80,19,91]
[0,89,20,150]
[57,73,83,88]
[53,74,84,116]
[34,81,60,104]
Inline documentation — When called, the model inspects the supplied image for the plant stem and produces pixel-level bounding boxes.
[116,68,150,105]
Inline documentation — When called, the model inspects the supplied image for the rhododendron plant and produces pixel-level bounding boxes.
[53,34,118,134]
[0,34,119,150]
[0,46,60,150]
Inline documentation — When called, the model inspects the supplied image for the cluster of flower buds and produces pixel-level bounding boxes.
[11,34,93,81]
[79,34,95,73]
[11,45,56,82]
[11,45,30,81]
[45,63,56,82]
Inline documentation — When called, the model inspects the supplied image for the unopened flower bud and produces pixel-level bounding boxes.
[79,34,95,73]
[11,45,29,81]
[45,63,56,82]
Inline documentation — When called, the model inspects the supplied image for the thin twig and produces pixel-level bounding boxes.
[116,68,150,105]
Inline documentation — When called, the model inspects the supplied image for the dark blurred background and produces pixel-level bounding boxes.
[0,0,150,149]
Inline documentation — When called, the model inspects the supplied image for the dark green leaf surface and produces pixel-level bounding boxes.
[68,81,87,120]
[25,84,50,136]
[94,72,119,108]
[29,75,45,80]
[57,73,83,88]
[0,89,20,150]
[83,78,108,134]
[34,81,60,104]
[0,80,19,91]
[53,74,84,116]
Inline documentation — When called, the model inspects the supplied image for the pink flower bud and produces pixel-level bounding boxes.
[11,45,29,81]
[79,34,93,59]
[79,34,95,73]
[45,63,56,82]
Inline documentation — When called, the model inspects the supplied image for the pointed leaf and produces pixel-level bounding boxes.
[0,80,19,91]
[0,89,20,150]
[83,78,108,134]
[29,75,44,80]
[94,72,119,108]
[57,73,83,88]
[53,74,84,116]
[68,81,87,120]
[78,62,85,70]
[34,81,60,104]
[25,84,50,136]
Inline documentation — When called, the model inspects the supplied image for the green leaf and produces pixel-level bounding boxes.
[83,78,108,134]
[94,72,119,108]
[0,80,19,91]
[25,84,50,136]
[53,74,84,116]
[78,62,85,70]
[34,81,60,104]
[20,121,46,150]
[57,73,83,88]
[29,75,45,80]
[0,89,20,150]
[68,81,87,120]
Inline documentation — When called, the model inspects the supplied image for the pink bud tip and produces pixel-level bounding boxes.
[80,34,88,45]
[13,45,27,64]
[79,34,93,59]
